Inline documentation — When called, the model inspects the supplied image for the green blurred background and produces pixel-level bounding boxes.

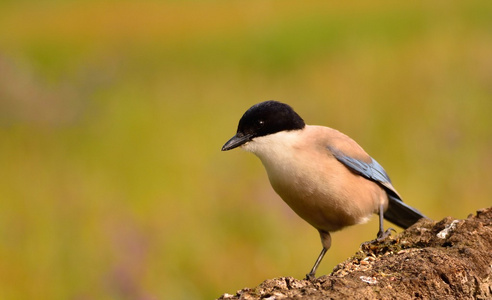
[0,0,491,299]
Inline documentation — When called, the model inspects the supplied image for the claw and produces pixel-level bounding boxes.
[305,273,316,281]
[376,227,396,241]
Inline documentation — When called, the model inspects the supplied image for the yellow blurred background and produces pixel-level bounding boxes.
[0,0,491,299]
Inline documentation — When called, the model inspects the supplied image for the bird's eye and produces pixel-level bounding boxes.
[256,120,265,129]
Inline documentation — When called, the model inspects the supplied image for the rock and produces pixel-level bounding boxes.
[217,207,492,300]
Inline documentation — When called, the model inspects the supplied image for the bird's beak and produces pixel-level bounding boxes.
[221,133,253,151]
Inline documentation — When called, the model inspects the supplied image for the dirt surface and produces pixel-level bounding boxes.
[217,207,492,300]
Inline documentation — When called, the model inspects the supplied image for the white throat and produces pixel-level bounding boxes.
[241,129,303,168]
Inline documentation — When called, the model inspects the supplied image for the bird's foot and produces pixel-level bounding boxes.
[376,227,396,241]
[305,272,316,281]
[361,228,396,248]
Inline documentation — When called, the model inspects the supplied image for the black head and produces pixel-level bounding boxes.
[222,100,305,151]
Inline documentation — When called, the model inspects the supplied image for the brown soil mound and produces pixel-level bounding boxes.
[218,207,492,300]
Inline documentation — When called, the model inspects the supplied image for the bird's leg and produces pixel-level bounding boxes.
[305,247,327,281]
[377,203,395,241]
[305,230,331,281]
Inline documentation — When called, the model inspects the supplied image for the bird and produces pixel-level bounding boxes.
[221,100,427,280]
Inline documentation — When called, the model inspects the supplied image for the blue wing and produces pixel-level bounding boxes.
[328,146,427,228]
[327,146,394,190]
[333,152,392,185]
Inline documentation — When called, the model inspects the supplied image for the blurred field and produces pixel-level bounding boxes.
[0,0,491,299]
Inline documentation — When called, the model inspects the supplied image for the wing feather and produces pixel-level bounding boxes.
[327,146,426,228]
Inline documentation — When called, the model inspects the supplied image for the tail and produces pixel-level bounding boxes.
[384,194,427,229]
